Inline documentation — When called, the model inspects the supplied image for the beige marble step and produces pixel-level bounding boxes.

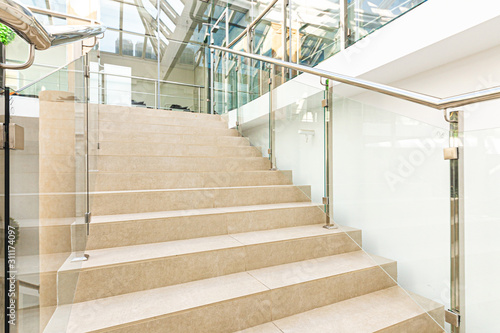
[87,202,324,250]
[97,141,262,157]
[238,286,444,333]
[95,104,222,121]
[58,225,362,304]
[92,170,292,191]
[95,130,250,146]
[94,155,270,172]
[97,109,227,129]
[98,120,237,136]
[48,250,398,333]
[91,184,311,217]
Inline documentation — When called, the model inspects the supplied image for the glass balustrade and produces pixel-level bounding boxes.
[230,59,447,330]
[4,55,91,332]
[463,113,500,333]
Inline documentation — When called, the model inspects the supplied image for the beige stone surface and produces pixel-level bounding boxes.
[92,170,292,191]
[87,202,324,250]
[59,225,363,303]
[90,185,310,215]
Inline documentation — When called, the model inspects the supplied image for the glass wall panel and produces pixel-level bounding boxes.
[347,0,426,46]
[332,94,449,330]
[6,56,89,332]
[464,124,500,333]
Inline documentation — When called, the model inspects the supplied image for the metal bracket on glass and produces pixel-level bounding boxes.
[320,77,328,86]
[0,123,25,150]
[444,147,459,160]
[321,99,328,108]
[445,309,461,327]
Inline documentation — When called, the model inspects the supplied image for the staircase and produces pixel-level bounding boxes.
[45,105,444,332]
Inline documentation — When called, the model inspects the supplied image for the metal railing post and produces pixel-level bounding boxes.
[340,0,348,49]
[282,0,288,82]
[198,86,201,113]
[323,80,337,229]
[154,81,158,110]
[445,110,465,332]
[269,64,277,170]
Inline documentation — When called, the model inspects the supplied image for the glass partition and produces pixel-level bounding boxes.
[331,94,449,330]
[6,56,90,332]
[464,124,500,332]
[273,78,325,203]
[347,0,426,46]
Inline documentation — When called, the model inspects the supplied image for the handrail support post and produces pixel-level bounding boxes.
[446,110,465,332]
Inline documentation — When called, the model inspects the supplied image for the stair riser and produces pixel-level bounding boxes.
[92,171,292,191]
[97,142,261,157]
[95,105,222,121]
[87,205,325,250]
[98,112,228,129]
[98,121,237,137]
[83,266,394,333]
[94,131,250,146]
[93,156,270,172]
[91,186,311,215]
[60,231,362,303]
[379,314,444,333]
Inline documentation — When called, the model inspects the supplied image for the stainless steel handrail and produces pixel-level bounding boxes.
[227,0,279,48]
[14,61,205,93]
[210,44,500,109]
[0,0,105,69]
[27,6,101,25]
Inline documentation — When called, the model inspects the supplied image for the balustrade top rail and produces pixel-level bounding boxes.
[210,44,500,110]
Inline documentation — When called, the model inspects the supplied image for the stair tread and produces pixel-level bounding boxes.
[92,202,320,224]
[50,251,391,333]
[59,224,353,271]
[238,286,443,333]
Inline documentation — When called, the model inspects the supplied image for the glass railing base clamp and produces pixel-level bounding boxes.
[445,309,460,328]
[71,254,90,263]
[323,224,338,230]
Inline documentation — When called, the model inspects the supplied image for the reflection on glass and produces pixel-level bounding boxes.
[123,3,146,35]
[145,37,157,60]
[99,29,120,54]
[347,0,426,46]
[122,33,145,58]
[100,0,121,30]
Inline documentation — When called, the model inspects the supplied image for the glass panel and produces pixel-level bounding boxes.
[237,62,271,159]
[464,123,500,332]
[331,94,449,329]
[122,3,146,35]
[273,79,325,203]
[292,0,341,67]
[98,29,120,54]
[347,0,426,46]
[7,56,89,332]
[100,0,121,30]
[158,40,207,113]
